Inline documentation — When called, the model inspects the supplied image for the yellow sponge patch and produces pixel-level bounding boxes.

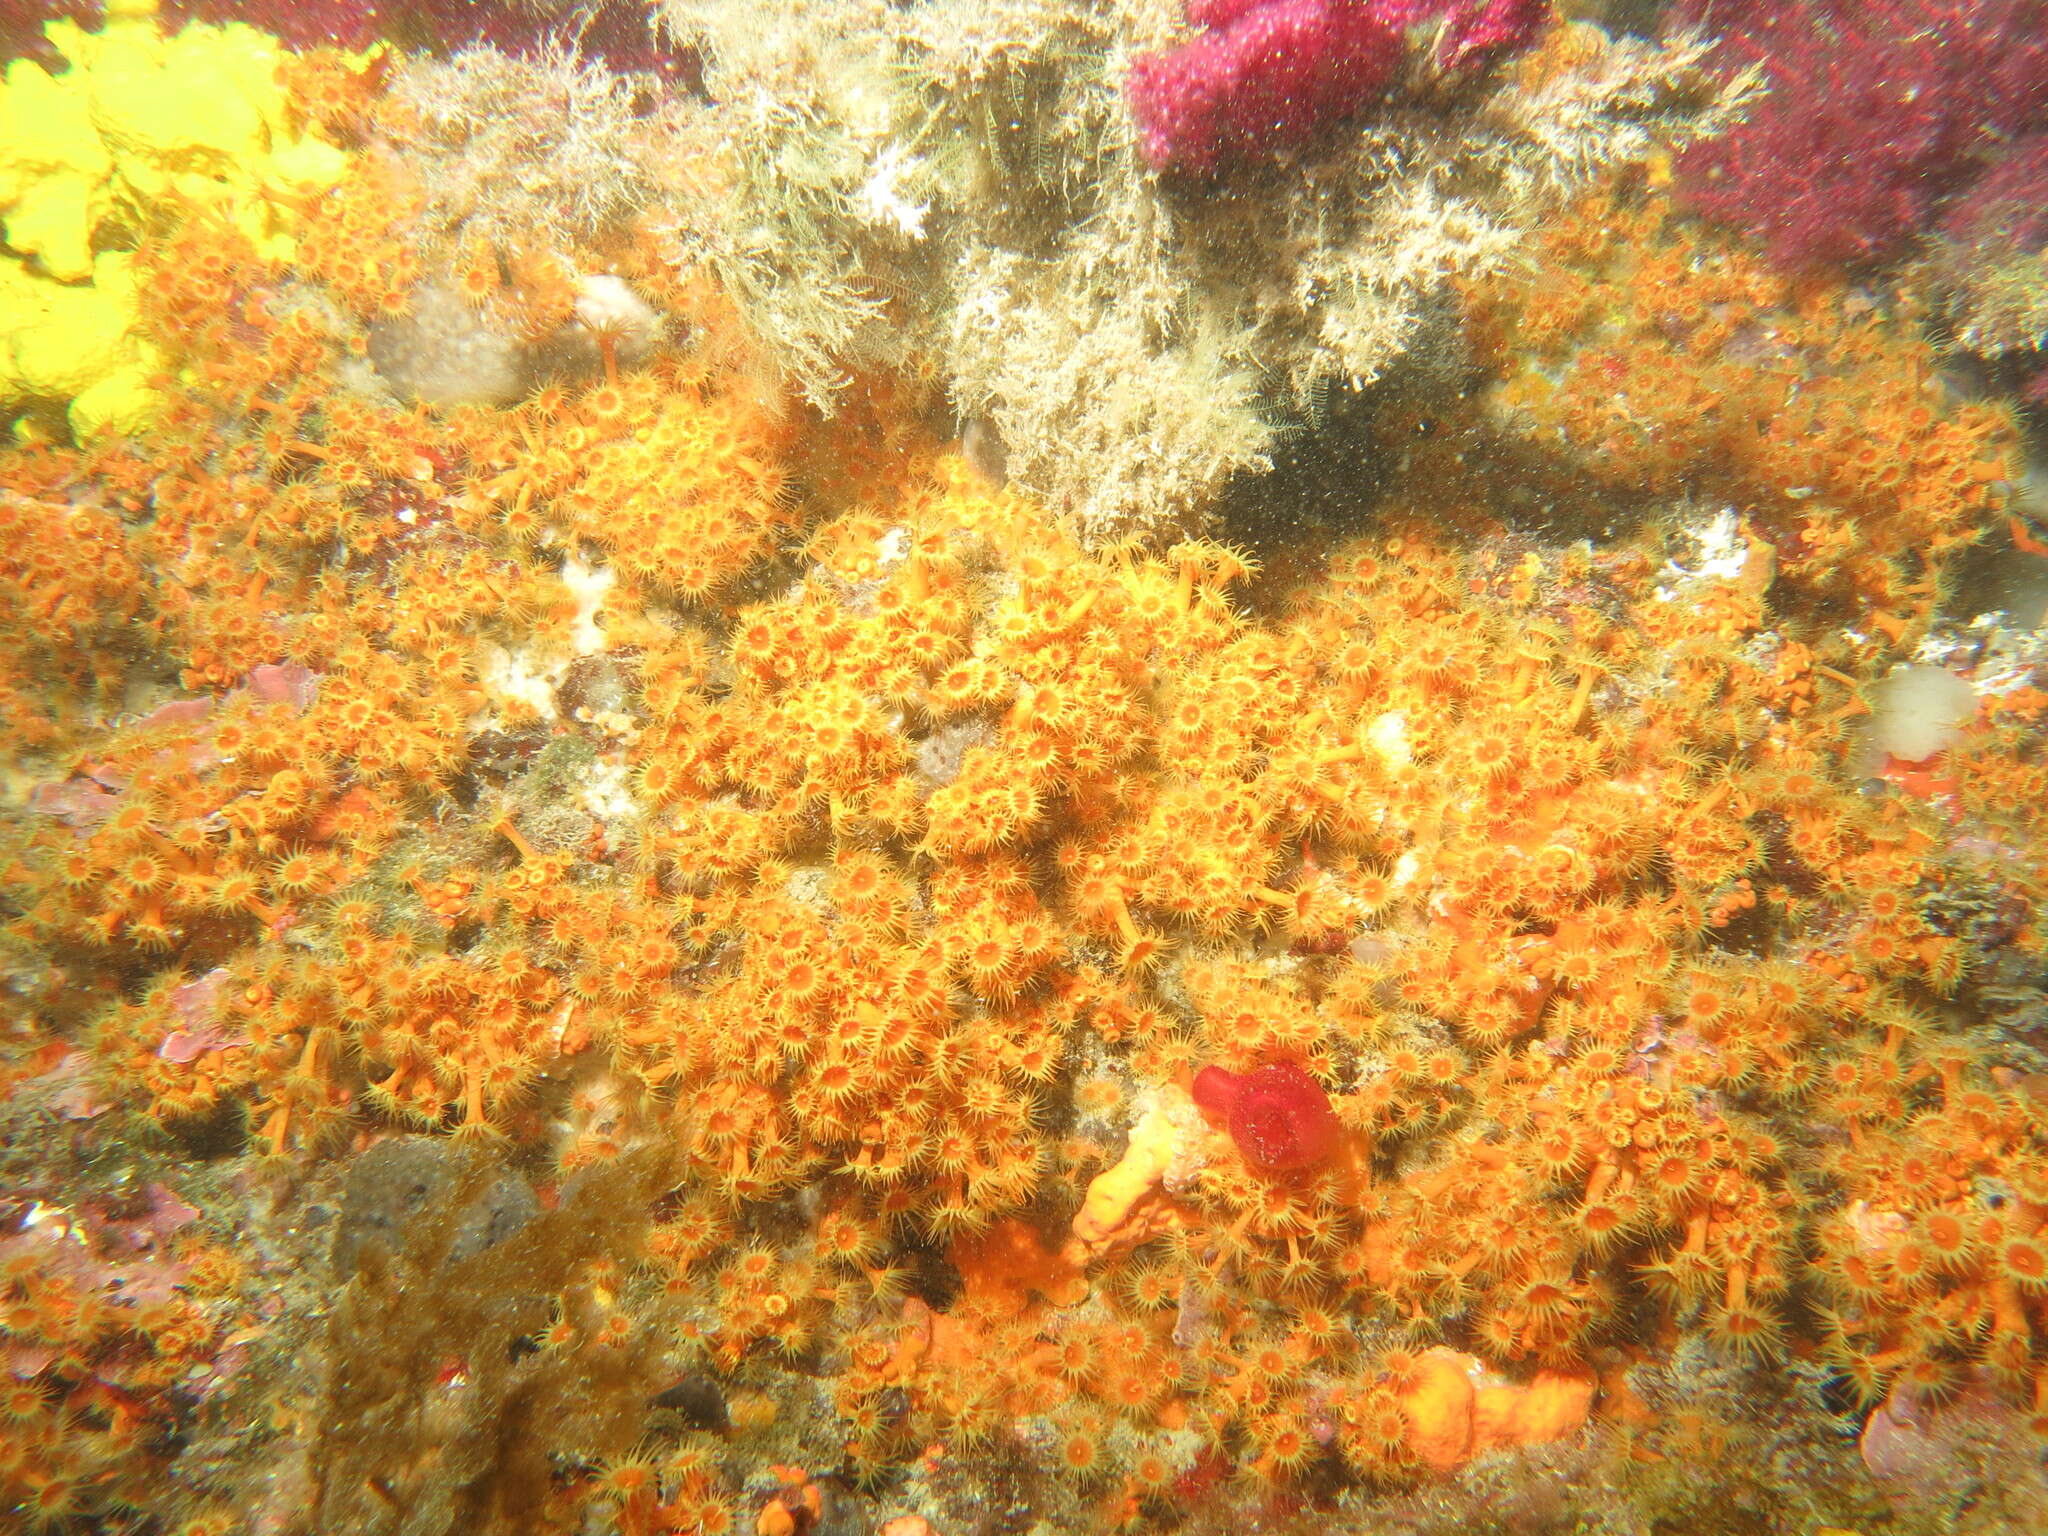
[0,0,361,436]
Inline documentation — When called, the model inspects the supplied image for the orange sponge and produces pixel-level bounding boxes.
[1393,1348,1598,1473]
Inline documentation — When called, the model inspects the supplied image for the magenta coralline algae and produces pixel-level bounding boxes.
[1432,0,1550,70]
[1673,0,2048,271]
[1127,0,1404,178]
[1128,0,1550,178]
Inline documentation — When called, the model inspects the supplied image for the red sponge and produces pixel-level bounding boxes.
[1192,1060,1341,1171]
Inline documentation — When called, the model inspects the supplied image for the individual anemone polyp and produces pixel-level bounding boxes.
[1192,1059,1341,1171]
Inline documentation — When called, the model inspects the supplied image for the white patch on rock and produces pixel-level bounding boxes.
[1367,709,1410,767]
[1658,505,1753,596]
[857,143,929,239]
[577,755,637,824]
[573,273,661,355]
[561,555,614,656]
[477,643,559,722]
[475,557,614,727]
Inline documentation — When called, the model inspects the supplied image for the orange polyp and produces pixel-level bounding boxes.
[494,816,541,863]
[1583,1155,1620,1205]
[1723,1260,1751,1314]
[260,1104,291,1156]
[25,159,2048,1520]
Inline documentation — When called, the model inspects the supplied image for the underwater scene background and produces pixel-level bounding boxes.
[6,1,2048,1532]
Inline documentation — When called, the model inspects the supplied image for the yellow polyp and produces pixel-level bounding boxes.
[1107,891,1140,950]
[260,1103,290,1156]
[1564,664,1601,731]
[1057,587,1098,630]
[493,815,541,863]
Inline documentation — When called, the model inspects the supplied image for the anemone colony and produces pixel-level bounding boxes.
[5,2,2048,1535]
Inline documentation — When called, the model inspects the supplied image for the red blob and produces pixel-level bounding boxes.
[1126,1,1404,177]
[1192,1060,1340,1171]
[1125,0,1551,178]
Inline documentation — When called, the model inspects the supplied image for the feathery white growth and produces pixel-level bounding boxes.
[652,1,1746,541]
[857,143,930,238]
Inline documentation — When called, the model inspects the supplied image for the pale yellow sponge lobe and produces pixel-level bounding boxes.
[1063,1084,1199,1263]
[0,0,359,435]
[0,252,166,439]
[0,55,113,281]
